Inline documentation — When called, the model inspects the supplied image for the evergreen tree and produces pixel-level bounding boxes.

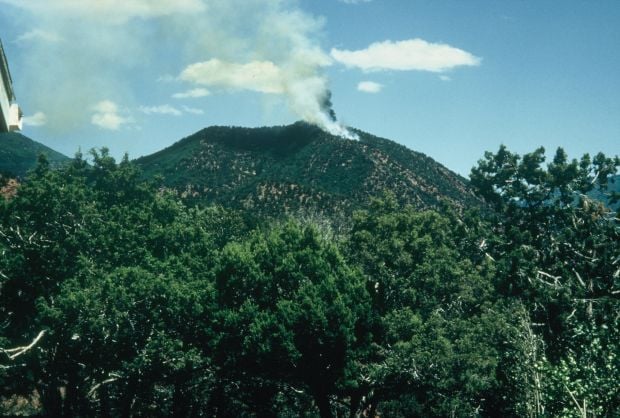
[471,146,620,416]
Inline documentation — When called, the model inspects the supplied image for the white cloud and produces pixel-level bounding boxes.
[179,59,284,94]
[22,111,48,126]
[182,105,204,115]
[139,104,182,116]
[331,39,481,73]
[439,75,452,82]
[357,81,383,93]
[172,88,211,99]
[180,57,357,138]
[91,100,132,130]
[138,104,203,116]
[2,0,355,138]
[338,0,372,3]
[15,29,63,43]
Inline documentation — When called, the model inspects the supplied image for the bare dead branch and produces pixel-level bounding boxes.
[573,270,586,288]
[1,330,46,360]
[88,375,121,398]
[536,271,561,288]
[564,384,586,417]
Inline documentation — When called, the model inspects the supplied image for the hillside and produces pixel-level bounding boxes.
[589,174,620,210]
[0,132,70,177]
[136,122,480,219]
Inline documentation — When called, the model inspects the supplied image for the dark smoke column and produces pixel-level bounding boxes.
[320,90,338,122]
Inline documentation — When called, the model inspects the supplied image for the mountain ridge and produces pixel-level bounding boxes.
[2,125,615,215]
[136,122,481,219]
[0,132,70,177]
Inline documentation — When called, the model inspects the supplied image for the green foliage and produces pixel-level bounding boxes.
[344,194,515,416]
[0,150,241,416]
[1,140,617,417]
[212,222,370,417]
[137,122,480,222]
[37,266,215,416]
[471,146,620,416]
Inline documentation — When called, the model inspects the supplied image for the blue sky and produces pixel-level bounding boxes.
[0,0,618,175]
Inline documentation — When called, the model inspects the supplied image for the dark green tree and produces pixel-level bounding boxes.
[344,195,515,417]
[470,146,620,416]
[212,222,370,418]
[1,151,243,416]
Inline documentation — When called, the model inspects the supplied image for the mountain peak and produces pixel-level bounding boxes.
[136,123,479,220]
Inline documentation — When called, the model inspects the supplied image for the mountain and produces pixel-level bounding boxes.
[136,122,480,220]
[0,132,70,177]
[588,174,620,210]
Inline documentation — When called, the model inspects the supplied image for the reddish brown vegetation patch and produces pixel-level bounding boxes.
[1,178,19,200]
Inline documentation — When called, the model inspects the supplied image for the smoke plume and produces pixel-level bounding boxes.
[321,91,337,122]
[1,0,356,139]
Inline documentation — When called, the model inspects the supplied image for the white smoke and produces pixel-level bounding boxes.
[1,0,355,139]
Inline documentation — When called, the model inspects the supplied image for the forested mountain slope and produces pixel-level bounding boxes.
[589,174,620,210]
[0,132,69,177]
[136,122,480,218]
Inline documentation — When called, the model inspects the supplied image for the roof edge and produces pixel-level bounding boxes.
[0,39,16,101]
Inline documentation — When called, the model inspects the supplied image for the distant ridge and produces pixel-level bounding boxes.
[136,122,481,219]
[0,132,70,177]
[589,174,620,210]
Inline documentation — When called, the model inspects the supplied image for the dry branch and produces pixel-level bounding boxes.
[1,330,46,360]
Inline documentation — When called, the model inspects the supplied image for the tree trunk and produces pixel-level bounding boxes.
[100,384,112,418]
[40,382,63,418]
[206,385,227,417]
[314,392,334,418]
[251,383,278,418]
[63,382,78,418]
[349,392,361,418]
[172,375,190,418]
[120,376,137,418]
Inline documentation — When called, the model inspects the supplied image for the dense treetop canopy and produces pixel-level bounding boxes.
[1,145,618,417]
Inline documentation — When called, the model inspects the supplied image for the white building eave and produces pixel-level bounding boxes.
[0,38,21,133]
